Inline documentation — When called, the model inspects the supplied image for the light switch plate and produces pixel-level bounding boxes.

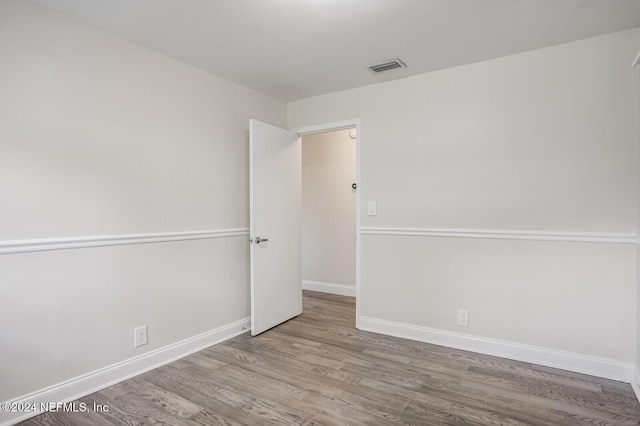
[368,202,377,216]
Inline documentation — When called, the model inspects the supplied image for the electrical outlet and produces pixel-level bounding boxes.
[457,310,469,327]
[134,326,148,347]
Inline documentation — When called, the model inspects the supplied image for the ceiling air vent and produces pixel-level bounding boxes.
[369,58,406,73]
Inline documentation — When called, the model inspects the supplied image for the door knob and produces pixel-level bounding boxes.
[254,237,269,244]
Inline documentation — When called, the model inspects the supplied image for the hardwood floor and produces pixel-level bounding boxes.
[21,291,640,425]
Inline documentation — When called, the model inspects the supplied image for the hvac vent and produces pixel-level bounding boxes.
[369,58,406,73]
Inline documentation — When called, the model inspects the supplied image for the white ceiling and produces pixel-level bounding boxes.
[33,0,640,101]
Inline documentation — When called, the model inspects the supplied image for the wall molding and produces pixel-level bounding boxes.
[0,228,250,255]
[361,227,637,244]
[0,317,250,426]
[302,280,356,297]
[359,316,634,384]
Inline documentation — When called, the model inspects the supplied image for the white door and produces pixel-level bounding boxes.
[250,119,302,336]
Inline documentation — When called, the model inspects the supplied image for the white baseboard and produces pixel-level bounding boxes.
[302,280,356,297]
[0,318,250,426]
[359,316,634,384]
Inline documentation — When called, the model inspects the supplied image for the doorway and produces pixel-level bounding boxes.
[296,120,361,328]
[249,119,361,335]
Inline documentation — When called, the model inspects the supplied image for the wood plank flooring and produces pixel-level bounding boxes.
[21,291,640,425]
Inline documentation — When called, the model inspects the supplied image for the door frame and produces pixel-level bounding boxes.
[293,119,361,329]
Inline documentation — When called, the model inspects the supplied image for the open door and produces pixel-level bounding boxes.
[249,119,302,336]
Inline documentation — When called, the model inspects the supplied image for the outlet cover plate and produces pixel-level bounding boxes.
[457,310,469,327]
[134,326,148,347]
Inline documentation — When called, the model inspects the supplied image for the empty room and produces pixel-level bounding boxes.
[3,0,640,424]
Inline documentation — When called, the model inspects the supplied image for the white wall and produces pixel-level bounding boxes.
[289,29,639,373]
[0,0,285,407]
[302,130,356,290]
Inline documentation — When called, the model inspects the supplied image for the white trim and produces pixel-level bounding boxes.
[359,316,634,383]
[0,317,250,426]
[249,119,257,335]
[361,227,637,244]
[292,119,359,135]
[632,50,640,68]
[355,119,362,329]
[294,118,362,328]
[0,228,250,255]
[632,366,640,403]
[303,280,356,297]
